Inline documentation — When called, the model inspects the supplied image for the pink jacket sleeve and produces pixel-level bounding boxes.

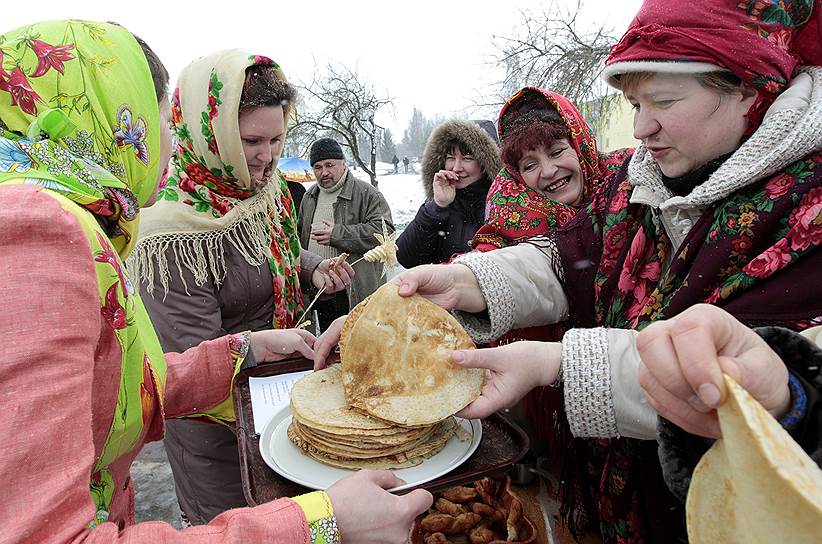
[0,185,310,543]
[162,336,240,419]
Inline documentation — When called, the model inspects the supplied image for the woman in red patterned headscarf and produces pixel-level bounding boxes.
[472,88,630,252]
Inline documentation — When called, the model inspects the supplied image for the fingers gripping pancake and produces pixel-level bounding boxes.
[340,283,483,426]
[686,376,822,544]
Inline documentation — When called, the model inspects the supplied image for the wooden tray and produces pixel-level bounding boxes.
[233,357,530,506]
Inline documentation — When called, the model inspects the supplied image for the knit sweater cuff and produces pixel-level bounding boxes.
[562,327,620,438]
[451,251,515,344]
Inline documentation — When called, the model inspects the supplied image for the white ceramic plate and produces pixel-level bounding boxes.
[259,404,482,492]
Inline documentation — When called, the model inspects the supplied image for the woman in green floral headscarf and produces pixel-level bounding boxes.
[0,20,427,542]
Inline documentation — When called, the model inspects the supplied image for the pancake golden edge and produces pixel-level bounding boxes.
[338,291,372,358]
[290,365,394,431]
[686,375,822,544]
[340,283,484,426]
[293,419,438,456]
[300,420,432,446]
[292,418,452,459]
[288,418,457,469]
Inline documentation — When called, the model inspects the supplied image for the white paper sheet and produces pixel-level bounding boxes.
[249,370,311,434]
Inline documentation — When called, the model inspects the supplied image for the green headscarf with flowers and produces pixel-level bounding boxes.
[0,20,174,527]
[0,20,161,259]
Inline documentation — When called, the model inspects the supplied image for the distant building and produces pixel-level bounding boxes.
[581,94,639,152]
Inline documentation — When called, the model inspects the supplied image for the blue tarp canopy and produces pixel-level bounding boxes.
[277,157,316,183]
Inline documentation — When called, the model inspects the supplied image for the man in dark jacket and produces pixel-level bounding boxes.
[397,120,501,267]
[286,180,306,218]
[300,137,394,329]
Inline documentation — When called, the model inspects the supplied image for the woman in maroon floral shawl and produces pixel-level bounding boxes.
[470,88,632,457]
[332,1,822,542]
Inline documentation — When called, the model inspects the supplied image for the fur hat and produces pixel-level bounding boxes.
[420,120,503,200]
[310,138,344,165]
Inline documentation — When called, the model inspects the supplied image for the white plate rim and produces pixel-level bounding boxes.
[258,404,482,492]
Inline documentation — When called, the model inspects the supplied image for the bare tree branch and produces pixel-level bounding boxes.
[473,0,620,138]
[289,61,393,187]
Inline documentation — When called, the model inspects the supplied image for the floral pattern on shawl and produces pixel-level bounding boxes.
[557,150,822,542]
[144,51,302,329]
[0,20,160,256]
[471,88,631,252]
[588,152,822,331]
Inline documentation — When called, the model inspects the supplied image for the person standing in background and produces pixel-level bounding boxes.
[300,137,394,330]
[397,119,501,267]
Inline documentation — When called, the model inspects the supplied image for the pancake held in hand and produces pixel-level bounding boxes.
[340,283,483,426]
[686,375,822,544]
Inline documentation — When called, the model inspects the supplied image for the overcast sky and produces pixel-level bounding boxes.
[4,0,641,138]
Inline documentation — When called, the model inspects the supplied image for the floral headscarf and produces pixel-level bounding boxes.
[471,88,630,251]
[0,20,161,258]
[130,50,303,329]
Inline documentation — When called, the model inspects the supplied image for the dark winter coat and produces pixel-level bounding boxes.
[397,120,502,267]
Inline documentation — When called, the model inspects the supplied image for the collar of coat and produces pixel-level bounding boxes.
[307,169,359,201]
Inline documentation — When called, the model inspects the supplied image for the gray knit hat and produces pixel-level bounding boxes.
[310,138,345,165]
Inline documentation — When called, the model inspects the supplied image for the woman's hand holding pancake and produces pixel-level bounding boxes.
[313,315,347,370]
[637,304,791,438]
[392,264,486,313]
[326,469,433,543]
[250,329,316,362]
[451,341,561,419]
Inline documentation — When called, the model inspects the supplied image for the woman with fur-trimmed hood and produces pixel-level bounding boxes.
[396,120,501,267]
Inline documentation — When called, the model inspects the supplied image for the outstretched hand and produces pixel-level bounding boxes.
[326,469,433,543]
[391,263,485,313]
[637,304,791,438]
[249,329,316,362]
[454,341,561,420]
[313,315,347,370]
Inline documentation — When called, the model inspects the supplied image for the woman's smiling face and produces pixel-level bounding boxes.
[516,138,583,206]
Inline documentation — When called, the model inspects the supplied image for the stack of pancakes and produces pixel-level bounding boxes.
[289,365,458,469]
[288,283,485,470]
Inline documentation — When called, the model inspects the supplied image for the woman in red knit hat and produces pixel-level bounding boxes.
[317,1,822,541]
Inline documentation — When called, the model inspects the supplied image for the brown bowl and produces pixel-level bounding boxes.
[410,475,536,544]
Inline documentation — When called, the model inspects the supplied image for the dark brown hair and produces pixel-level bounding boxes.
[445,138,473,157]
[501,120,571,171]
[131,33,169,102]
[239,65,298,114]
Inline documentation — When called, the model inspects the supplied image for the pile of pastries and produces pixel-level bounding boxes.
[288,283,484,469]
